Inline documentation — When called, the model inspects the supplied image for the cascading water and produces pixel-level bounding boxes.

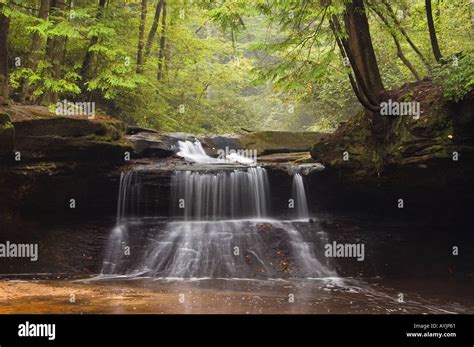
[101,149,335,279]
[171,167,269,220]
[292,173,310,220]
[102,170,140,274]
[177,140,220,164]
[177,139,256,165]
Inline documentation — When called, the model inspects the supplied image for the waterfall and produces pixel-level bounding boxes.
[171,167,270,220]
[115,171,141,223]
[101,165,334,279]
[292,173,310,220]
[101,170,140,274]
[177,140,220,164]
[126,220,278,278]
[109,220,334,279]
[177,139,256,165]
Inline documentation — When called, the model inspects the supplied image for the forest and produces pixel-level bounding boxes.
[0,0,472,134]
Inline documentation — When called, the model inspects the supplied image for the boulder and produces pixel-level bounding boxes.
[127,132,178,157]
[311,80,474,179]
[2,105,132,163]
[309,79,474,214]
[10,105,125,139]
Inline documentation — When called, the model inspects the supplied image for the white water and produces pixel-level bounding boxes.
[225,152,256,165]
[106,219,335,278]
[101,161,334,278]
[171,167,269,220]
[177,139,256,165]
[292,173,310,220]
[177,140,221,164]
[102,171,139,274]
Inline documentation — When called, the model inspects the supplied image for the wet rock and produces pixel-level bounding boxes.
[126,131,329,160]
[279,259,290,271]
[127,132,178,157]
[256,223,273,233]
[127,132,223,158]
[199,135,242,154]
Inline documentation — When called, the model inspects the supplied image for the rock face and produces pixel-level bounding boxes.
[0,105,133,219]
[5,105,132,163]
[127,132,178,157]
[309,80,474,215]
[126,130,327,159]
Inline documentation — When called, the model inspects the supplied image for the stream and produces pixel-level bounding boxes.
[1,140,473,314]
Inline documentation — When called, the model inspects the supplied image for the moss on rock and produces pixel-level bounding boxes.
[310,79,474,184]
[238,131,326,155]
[0,105,130,163]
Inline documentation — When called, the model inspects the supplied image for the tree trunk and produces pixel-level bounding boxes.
[425,0,442,62]
[330,18,379,113]
[21,0,50,102]
[80,0,107,80]
[136,0,147,73]
[343,0,384,101]
[0,5,10,103]
[157,1,167,81]
[393,35,421,81]
[144,0,164,60]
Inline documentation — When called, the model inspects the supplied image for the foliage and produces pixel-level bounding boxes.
[433,52,474,102]
[2,0,473,133]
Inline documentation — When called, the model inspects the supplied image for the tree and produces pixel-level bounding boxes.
[157,0,167,80]
[20,0,50,102]
[144,0,164,61]
[44,0,67,103]
[80,0,107,80]
[330,0,384,112]
[425,0,442,62]
[136,0,147,73]
[2,0,472,133]
[343,0,384,99]
[0,3,10,103]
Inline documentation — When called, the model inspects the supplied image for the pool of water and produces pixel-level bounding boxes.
[1,276,473,314]
[1,213,473,314]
